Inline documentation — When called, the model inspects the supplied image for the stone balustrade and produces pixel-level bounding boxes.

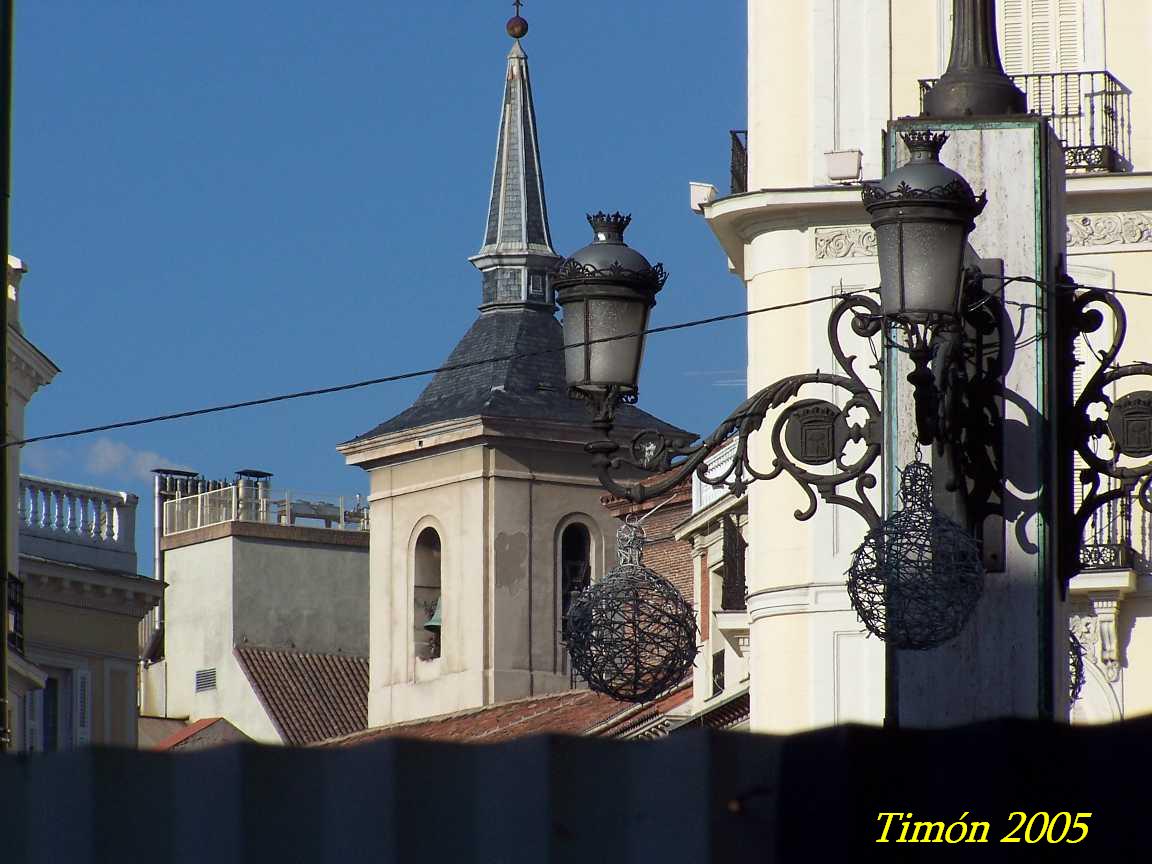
[693,438,740,514]
[19,475,138,573]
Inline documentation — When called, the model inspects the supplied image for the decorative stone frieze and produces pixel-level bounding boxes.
[1071,599,1123,683]
[1067,212,1152,248]
[813,227,877,260]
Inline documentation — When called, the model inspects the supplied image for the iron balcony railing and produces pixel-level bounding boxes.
[919,70,1133,173]
[720,516,747,612]
[7,574,24,654]
[1078,487,1146,573]
[730,130,748,194]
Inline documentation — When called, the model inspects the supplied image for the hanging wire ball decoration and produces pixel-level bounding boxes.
[846,460,985,650]
[1069,631,1087,704]
[565,519,698,703]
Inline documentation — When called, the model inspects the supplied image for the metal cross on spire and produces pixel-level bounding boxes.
[506,0,528,39]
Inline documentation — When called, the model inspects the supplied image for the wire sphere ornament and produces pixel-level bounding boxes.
[846,460,984,650]
[565,520,698,703]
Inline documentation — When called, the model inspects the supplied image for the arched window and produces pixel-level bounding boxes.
[560,523,591,640]
[414,527,442,660]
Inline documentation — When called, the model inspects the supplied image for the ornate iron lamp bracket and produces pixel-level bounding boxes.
[1069,287,1152,577]
[587,294,885,530]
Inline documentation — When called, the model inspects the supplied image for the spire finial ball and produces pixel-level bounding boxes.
[507,15,528,39]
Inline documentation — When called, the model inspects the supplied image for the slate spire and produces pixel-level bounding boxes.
[343,12,690,445]
[469,21,560,310]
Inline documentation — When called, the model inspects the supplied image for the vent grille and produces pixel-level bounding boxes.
[194,668,217,692]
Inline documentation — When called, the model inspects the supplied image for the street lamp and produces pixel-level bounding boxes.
[862,130,986,323]
[554,212,667,425]
[862,129,987,448]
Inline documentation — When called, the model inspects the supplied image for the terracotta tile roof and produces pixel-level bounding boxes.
[152,717,222,751]
[668,687,751,734]
[152,717,252,751]
[318,681,692,747]
[235,647,368,746]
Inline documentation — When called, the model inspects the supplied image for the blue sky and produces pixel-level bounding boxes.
[12,2,747,574]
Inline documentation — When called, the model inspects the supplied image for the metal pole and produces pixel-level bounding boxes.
[922,0,1026,118]
[0,0,13,753]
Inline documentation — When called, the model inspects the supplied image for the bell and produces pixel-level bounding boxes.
[423,596,442,633]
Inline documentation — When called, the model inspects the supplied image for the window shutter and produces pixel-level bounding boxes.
[1000,0,1083,74]
[1056,0,1083,71]
[1029,0,1055,72]
[24,691,42,752]
[1001,0,1027,74]
[74,669,92,747]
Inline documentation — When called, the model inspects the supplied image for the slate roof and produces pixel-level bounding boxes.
[318,683,692,747]
[236,646,368,747]
[480,39,554,257]
[350,306,689,442]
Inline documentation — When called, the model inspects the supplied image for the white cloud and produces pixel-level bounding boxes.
[683,370,747,388]
[86,438,192,485]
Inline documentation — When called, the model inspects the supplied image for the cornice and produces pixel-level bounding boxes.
[7,327,60,403]
[340,413,673,471]
[702,186,869,275]
[672,493,747,542]
[161,519,370,552]
[702,174,1152,277]
[746,581,855,622]
[21,556,163,619]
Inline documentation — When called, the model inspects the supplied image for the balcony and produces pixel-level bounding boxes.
[730,130,748,194]
[6,574,23,654]
[19,476,138,574]
[919,70,1133,173]
[1077,490,1145,574]
[162,484,369,537]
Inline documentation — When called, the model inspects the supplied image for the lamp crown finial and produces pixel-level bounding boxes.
[901,130,949,161]
[587,212,632,242]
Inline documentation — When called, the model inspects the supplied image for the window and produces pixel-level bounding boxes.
[414,527,442,661]
[1000,0,1084,74]
[712,650,726,698]
[560,523,591,641]
[25,666,91,752]
[720,516,747,612]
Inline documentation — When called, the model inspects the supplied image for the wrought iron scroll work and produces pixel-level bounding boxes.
[588,294,884,530]
[1069,288,1152,580]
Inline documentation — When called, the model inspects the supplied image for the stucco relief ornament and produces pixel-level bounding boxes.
[1066,212,1152,248]
[846,460,984,649]
[564,519,698,703]
[814,227,877,260]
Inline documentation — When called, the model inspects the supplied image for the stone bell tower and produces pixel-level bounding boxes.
[338,14,687,727]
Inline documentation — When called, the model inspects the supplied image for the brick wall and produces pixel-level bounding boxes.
[601,477,695,604]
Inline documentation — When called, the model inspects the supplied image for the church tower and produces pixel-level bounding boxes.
[339,13,686,727]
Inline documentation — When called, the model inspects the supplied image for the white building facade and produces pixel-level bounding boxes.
[698,0,1152,731]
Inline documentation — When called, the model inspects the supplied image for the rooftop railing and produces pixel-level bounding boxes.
[162,485,369,537]
[730,130,748,194]
[19,476,137,554]
[19,475,139,573]
[920,70,1133,173]
[693,437,740,514]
